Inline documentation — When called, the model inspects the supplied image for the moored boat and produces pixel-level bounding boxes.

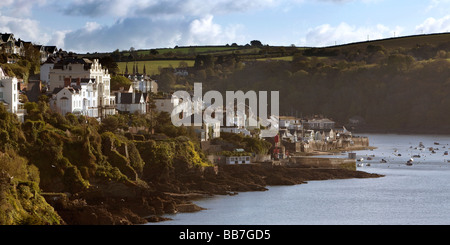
[406,158,413,166]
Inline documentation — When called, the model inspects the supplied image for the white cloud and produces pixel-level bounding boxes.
[62,15,246,53]
[0,14,47,43]
[62,0,277,19]
[48,30,69,49]
[300,22,403,47]
[188,15,223,44]
[415,15,450,34]
[84,22,101,32]
[0,0,48,15]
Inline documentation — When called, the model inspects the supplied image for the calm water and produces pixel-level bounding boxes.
[150,134,450,225]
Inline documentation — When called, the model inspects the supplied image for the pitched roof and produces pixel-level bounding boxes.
[53,57,93,70]
[0,33,14,43]
[116,92,147,104]
[51,87,64,95]
[44,46,57,53]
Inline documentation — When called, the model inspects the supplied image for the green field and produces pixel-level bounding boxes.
[255,56,293,61]
[121,46,242,57]
[329,32,450,51]
[117,60,195,75]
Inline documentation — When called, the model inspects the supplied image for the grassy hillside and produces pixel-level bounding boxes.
[319,32,450,52]
[116,60,195,75]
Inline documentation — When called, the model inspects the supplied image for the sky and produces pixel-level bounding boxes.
[1,0,450,53]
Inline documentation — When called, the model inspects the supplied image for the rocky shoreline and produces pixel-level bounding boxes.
[45,165,383,225]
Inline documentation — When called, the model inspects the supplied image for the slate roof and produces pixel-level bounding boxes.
[116,92,148,104]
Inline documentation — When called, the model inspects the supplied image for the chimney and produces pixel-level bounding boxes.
[64,77,70,87]
[117,92,121,104]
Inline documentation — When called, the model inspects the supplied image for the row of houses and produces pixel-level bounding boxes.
[272,115,360,159]
[1,33,58,63]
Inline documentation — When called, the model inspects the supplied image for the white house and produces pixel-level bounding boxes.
[115,92,148,114]
[225,156,251,165]
[76,79,99,118]
[305,118,335,130]
[0,67,24,122]
[50,87,83,116]
[50,79,98,117]
[127,74,158,94]
[279,116,303,131]
[40,57,58,83]
[49,58,115,118]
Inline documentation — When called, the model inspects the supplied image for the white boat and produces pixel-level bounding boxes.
[357,163,364,167]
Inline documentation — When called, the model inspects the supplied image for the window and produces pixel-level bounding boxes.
[0,92,3,99]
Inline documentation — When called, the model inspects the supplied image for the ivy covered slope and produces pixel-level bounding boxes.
[0,99,211,225]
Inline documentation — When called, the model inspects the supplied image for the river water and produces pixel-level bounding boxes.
[150,134,450,225]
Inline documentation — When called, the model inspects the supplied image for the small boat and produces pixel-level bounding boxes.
[367,157,373,160]
[444,151,448,156]
[406,158,414,166]
[366,163,371,166]
[434,142,440,145]
[412,155,421,158]
[357,158,364,162]
[357,163,364,167]
[380,159,387,163]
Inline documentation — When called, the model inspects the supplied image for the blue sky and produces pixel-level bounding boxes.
[1,0,450,53]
